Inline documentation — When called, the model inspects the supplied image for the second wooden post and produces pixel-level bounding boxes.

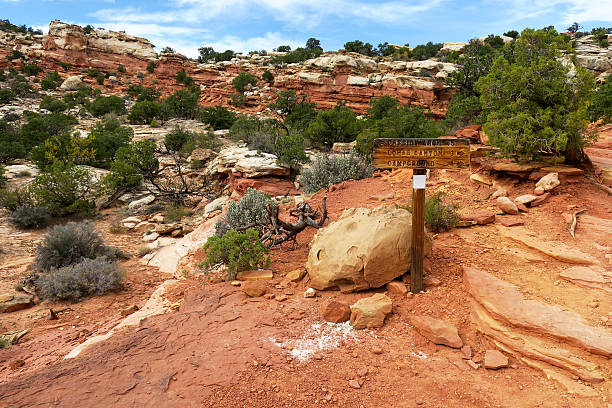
[410,168,427,294]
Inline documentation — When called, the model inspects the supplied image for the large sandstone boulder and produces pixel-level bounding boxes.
[60,75,82,90]
[306,206,433,292]
[206,146,290,178]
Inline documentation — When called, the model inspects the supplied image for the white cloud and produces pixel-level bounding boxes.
[560,0,612,24]
[487,0,612,25]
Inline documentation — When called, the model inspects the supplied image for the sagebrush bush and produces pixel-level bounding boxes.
[37,256,125,302]
[424,192,459,233]
[35,221,121,272]
[299,154,373,193]
[202,228,270,280]
[218,188,275,235]
[9,205,49,229]
[88,95,126,117]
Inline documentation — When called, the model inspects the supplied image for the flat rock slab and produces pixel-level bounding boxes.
[559,266,611,294]
[349,294,392,329]
[499,216,524,227]
[484,350,508,369]
[463,266,612,357]
[497,226,597,265]
[236,270,274,281]
[410,315,463,348]
[0,294,33,313]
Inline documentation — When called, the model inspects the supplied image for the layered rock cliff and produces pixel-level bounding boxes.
[1,21,611,117]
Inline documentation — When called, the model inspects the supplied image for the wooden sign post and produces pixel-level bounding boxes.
[372,138,470,293]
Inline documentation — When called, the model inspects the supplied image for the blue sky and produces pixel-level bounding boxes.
[1,1,611,58]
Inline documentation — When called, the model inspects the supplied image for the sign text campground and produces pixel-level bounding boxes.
[372,138,470,169]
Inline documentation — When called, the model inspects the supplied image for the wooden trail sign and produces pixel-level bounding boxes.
[372,138,471,293]
[373,138,470,170]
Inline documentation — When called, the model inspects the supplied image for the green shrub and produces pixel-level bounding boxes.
[197,47,235,63]
[182,76,194,86]
[275,133,309,170]
[269,38,323,65]
[410,42,443,60]
[424,192,459,233]
[0,89,15,105]
[232,72,258,92]
[37,256,125,302]
[28,163,96,216]
[305,102,361,148]
[128,100,161,124]
[161,88,200,119]
[589,74,612,124]
[146,61,156,73]
[19,111,78,149]
[0,163,5,188]
[200,106,237,130]
[96,73,104,85]
[35,222,121,272]
[299,154,373,193]
[176,69,187,83]
[229,93,246,107]
[220,188,275,235]
[117,64,126,73]
[442,92,483,132]
[0,187,32,212]
[58,61,72,70]
[164,127,191,153]
[127,84,160,102]
[62,84,94,106]
[262,70,274,83]
[202,228,270,280]
[0,70,6,82]
[21,63,42,76]
[40,95,68,112]
[88,118,134,165]
[178,129,221,155]
[88,95,126,117]
[344,40,378,56]
[9,205,49,229]
[10,80,35,97]
[6,50,24,61]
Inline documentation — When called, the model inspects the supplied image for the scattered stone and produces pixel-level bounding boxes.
[484,350,509,369]
[410,315,463,348]
[170,229,183,238]
[349,294,393,329]
[453,359,470,371]
[530,193,550,207]
[275,294,289,302]
[587,302,599,309]
[120,305,139,317]
[470,173,492,186]
[284,269,306,283]
[156,223,178,234]
[306,207,432,292]
[230,280,241,286]
[386,281,408,296]
[0,294,33,313]
[303,288,317,298]
[515,194,537,206]
[491,186,508,199]
[0,329,29,347]
[142,232,159,242]
[348,379,361,389]
[466,360,479,370]
[461,345,472,360]
[460,210,495,225]
[371,346,384,354]
[321,300,351,323]
[535,172,560,192]
[357,367,369,377]
[241,281,267,297]
[236,270,274,281]
[121,216,142,226]
[9,359,25,370]
[263,293,275,300]
[133,221,155,232]
[496,197,519,215]
[128,194,155,211]
[423,276,441,287]
[499,217,524,227]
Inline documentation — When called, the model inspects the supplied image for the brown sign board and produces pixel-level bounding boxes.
[372,138,470,169]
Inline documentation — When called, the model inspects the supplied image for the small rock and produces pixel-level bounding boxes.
[321,300,351,323]
[386,281,408,296]
[9,359,25,370]
[535,172,560,192]
[241,281,267,297]
[156,223,178,234]
[453,360,470,371]
[121,216,142,225]
[275,294,289,302]
[357,367,369,377]
[170,229,183,238]
[470,173,492,186]
[515,194,537,206]
[587,302,599,309]
[530,193,550,207]
[461,345,472,360]
[484,350,508,369]
[371,346,384,354]
[0,293,14,303]
[534,187,545,195]
[284,269,306,282]
[303,288,317,298]
[496,197,519,215]
[516,203,529,213]
[0,294,33,313]
[466,360,479,370]
[263,293,275,300]
[120,305,139,316]
[128,194,155,211]
[423,276,441,287]
[237,270,274,281]
[142,232,159,242]
[460,210,496,225]
[349,294,393,329]
[348,379,361,389]
[500,217,524,227]
[230,280,241,286]
[410,315,463,348]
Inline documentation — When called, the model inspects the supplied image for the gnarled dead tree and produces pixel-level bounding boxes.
[237,197,328,248]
